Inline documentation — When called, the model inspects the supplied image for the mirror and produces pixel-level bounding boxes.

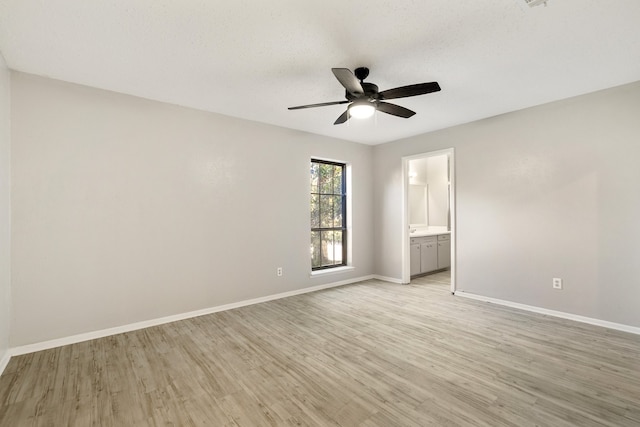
[409,154,450,229]
[409,184,427,225]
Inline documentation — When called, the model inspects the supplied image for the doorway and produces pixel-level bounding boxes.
[401,149,455,293]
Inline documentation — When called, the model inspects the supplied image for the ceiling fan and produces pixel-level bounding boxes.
[288,67,441,125]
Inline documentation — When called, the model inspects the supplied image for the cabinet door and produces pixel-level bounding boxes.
[410,244,421,276]
[420,242,438,273]
[438,239,451,269]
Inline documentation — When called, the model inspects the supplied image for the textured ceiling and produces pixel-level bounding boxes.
[1,0,639,145]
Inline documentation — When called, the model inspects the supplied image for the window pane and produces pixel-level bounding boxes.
[333,166,343,194]
[333,195,343,227]
[320,163,334,194]
[310,194,319,228]
[310,162,319,194]
[311,231,321,268]
[319,195,334,228]
[321,231,333,266]
[332,230,343,264]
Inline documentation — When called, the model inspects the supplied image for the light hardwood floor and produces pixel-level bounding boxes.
[1,272,639,426]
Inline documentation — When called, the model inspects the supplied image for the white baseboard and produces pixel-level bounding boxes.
[10,274,375,358]
[372,275,404,284]
[455,290,640,336]
[0,349,10,375]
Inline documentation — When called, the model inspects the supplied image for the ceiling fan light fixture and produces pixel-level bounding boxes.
[349,101,376,119]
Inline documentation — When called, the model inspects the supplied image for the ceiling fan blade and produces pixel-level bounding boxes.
[334,110,350,125]
[379,82,441,100]
[377,102,416,118]
[332,68,364,96]
[288,100,349,110]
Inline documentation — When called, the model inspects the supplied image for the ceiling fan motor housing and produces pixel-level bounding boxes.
[346,82,379,101]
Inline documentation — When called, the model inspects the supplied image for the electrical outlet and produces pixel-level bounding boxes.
[277,267,283,277]
[552,278,562,289]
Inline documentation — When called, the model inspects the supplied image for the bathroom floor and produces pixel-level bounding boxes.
[410,269,450,287]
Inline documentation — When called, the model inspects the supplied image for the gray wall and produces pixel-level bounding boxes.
[0,54,10,361]
[373,81,640,327]
[7,70,640,348]
[10,72,374,346]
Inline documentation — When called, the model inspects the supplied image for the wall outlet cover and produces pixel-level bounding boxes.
[552,278,562,289]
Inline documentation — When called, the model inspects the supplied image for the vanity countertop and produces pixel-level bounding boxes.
[410,228,451,237]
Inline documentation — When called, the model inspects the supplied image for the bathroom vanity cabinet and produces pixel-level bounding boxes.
[410,233,450,277]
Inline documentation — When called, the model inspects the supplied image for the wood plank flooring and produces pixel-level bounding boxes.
[1,272,639,426]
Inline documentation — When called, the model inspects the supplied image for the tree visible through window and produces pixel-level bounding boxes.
[310,159,346,270]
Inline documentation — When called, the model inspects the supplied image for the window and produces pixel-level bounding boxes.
[310,159,346,270]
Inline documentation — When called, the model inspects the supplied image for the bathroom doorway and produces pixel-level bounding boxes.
[401,148,455,292]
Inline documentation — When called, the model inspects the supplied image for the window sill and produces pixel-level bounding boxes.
[310,266,355,278]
